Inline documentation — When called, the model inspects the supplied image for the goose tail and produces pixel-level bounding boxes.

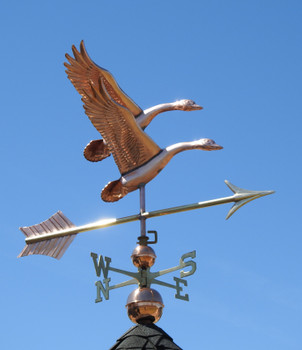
[101,180,129,202]
[84,139,111,162]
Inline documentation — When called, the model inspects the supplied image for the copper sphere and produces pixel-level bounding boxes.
[131,245,156,268]
[126,287,164,324]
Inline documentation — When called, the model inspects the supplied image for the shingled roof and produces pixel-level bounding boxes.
[109,322,182,350]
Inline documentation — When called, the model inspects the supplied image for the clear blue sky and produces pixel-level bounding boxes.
[1,1,301,349]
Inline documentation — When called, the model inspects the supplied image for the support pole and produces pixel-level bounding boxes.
[139,184,146,238]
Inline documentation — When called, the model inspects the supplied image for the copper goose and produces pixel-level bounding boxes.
[81,78,222,202]
[64,41,202,162]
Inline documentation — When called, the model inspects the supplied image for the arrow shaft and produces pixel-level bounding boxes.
[25,193,238,244]
[146,194,237,218]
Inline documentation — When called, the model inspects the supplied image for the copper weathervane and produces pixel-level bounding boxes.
[18,41,274,328]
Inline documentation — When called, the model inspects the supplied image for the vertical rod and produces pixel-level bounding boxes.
[139,184,146,237]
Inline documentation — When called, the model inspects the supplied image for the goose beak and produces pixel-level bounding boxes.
[204,142,223,151]
[211,143,223,150]
[191,103,203,110]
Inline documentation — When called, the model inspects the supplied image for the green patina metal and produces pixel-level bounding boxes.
[91,250,197,303]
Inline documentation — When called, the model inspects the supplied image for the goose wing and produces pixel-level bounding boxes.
[65,40,143,117]
[82,78,161,175]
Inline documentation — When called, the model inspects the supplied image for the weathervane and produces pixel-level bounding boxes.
[18,41,274,326]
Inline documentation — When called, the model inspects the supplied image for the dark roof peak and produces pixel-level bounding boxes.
[109,323,182,350]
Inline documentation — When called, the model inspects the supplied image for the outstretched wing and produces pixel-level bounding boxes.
[64,40,143,117]
[82,78,161,175]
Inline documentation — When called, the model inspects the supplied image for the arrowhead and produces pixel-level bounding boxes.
[225,180,275,220]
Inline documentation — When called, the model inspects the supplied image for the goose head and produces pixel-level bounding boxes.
[174,99,203,111]
[194,138,223,151]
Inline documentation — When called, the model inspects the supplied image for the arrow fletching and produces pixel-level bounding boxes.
[18,211,75,259]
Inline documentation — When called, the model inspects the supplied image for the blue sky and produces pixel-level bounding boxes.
[1,1,302,349]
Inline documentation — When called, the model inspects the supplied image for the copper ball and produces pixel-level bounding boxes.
[126,287,164,324]
[131,245,156,268]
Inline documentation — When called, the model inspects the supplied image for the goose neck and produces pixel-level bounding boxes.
[138,102,178,129]
[165,141,200,156]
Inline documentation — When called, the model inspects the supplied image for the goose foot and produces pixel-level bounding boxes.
[101,180,129,202]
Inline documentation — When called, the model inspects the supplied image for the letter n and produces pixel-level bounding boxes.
[95,278,111,303]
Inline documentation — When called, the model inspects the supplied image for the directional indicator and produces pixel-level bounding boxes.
[18,180,274,259]
[224,180,274,219]
[91,251,197,302]
[17,42,277,328]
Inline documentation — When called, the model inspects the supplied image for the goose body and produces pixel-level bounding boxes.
[65,41,202,162]
[81,76,222,202]
[102,140,223,202]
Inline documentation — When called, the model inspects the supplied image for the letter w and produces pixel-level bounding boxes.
[91,252,111,278]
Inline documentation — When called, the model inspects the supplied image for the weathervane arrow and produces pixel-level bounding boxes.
[18,180,274,259]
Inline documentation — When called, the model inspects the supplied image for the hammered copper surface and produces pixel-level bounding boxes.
[83,79,222,202]
[131,245,157,268]
[65,42,202,163]
[18,211,75,259]
[126,287,164,323]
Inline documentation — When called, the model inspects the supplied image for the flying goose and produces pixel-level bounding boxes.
[82,78,223,202]
[64,41,202,162]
